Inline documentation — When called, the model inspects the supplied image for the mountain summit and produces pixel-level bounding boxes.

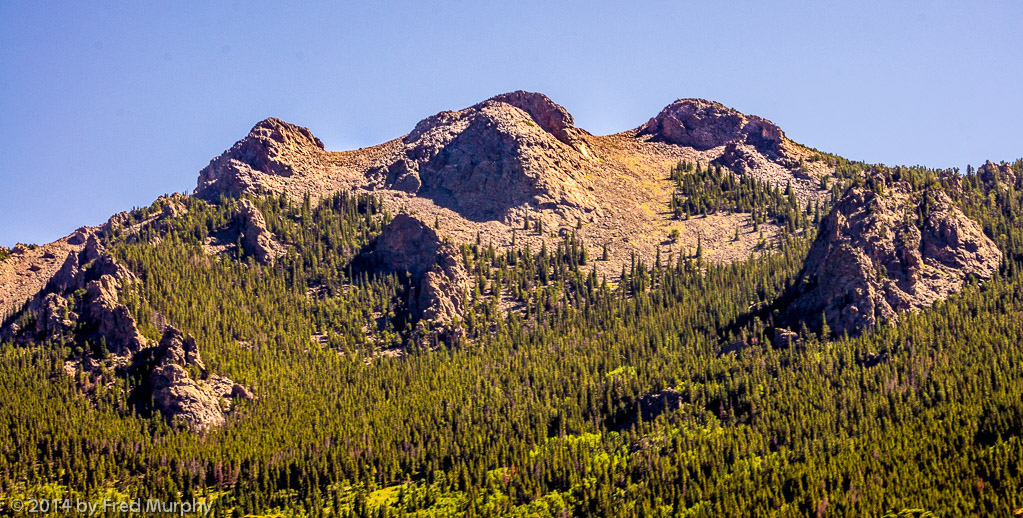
[185,91,831,275]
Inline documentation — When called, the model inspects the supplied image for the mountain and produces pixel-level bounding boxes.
[194,91,831,274]
[3,91,1023,516]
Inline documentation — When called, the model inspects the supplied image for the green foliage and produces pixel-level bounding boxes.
[668,161,813,233]
[2,159,1023,516]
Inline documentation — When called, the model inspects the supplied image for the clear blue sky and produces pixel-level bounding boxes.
[2,1,1021,247]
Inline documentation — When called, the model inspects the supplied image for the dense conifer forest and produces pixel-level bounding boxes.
[2,159,1023,516]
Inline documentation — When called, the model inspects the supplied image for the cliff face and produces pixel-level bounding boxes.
[785,182,1001,337]
[372,214,470,328]
[371,91,597,221]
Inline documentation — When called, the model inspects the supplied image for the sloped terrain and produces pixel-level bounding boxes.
[0,227,93,319]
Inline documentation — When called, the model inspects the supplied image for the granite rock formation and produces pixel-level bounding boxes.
[370,91,597,220]
[637,98,785,156]
[134,326,252,431]
[195,117,327,201]
[4,233,148,356]
[235,199,285,265]
[372,214,470,327]
[785,182,1001,337]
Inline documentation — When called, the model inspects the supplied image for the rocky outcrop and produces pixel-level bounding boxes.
[637,98,785,156]
[194,118,327,201]
[374,214,444,278]
[372,214,470,326]
[5,233,148,356]
[0,227,94,320]
[772,328,799,348]
[979,160,1018,189]
[235,199,285,265]
[417,251,471,324]
[785,182,1002,337]
[488,91,591,153]
[2,221,252,432]
[134,326,251,431]
[369,91,596,221]
[159,193,189,220]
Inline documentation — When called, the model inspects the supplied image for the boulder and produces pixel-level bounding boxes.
[611,388,686,430]
[488,91,589,150]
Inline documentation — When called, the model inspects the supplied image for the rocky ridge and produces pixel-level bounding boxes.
[2,226,251,431]
[3,232,148,358]
[180,91,831,279]
[784,181,1002,337]
[0,227,94,320]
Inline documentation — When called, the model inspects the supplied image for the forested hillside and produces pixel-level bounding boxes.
[1,157,1022,516]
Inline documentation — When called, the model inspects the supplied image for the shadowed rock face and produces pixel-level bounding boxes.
[195,118,326,201]
[377,92,595,221]
[373,214,443,278]
[235,199,285,265]
[637,98,785,156]
[785,182,1002,337]
[135,326,252,432]
[372,214,470,326]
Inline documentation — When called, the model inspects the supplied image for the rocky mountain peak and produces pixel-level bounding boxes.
[637,98,785,156]
[194,118,327,200]
[485,90,585,146]
[784,181,1001,337]
[252,117,325,149]
[377,92,596,220]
